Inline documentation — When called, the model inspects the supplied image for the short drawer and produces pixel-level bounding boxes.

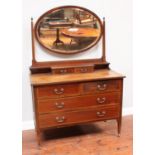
[52,68,74,74]
[52,66,94,74]
[38,106,119,129]
[36,83,80,99]
[74,66,94,73]
[37,92,120,114]
[83,79,121,94]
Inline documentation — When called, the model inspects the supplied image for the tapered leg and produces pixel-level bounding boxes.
[117,118,122,137]
[36,129,41,146]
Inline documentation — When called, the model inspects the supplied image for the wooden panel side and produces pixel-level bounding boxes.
[31,86,41,144]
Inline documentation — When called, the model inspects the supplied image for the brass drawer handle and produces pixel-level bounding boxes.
[97,84,107,91]
[54,88,64,95]
[55,116,66,123]
[97,97,106,104]
[55,102,64,109]
[96,111,106,117]
[80,68,88,73]
[60,69,67,74]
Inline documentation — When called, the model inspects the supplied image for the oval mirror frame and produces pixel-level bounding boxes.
[35,5,103,55]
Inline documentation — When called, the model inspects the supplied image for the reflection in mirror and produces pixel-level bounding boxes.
[35,6,102,54]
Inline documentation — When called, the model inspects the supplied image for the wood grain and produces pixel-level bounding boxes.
[36,83,80,99]
[37,92,120,114]
[22,115,132,155]
[83,79,121,94]
[31,71,124,145]
[38,105,119,129]
[30,69,125,85]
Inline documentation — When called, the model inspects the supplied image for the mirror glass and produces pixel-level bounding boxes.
[35,6,102,54]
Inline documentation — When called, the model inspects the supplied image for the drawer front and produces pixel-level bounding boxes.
[74,66,94,73]
[36,83,80,99]
[52,68,74,74]
[37,92,120,114]
[52,66,94,74]
[39,106,119,128]
[83,80,121,94]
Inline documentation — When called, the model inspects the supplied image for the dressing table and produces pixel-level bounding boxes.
[30,5,125,145]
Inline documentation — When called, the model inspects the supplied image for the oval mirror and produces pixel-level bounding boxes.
[35,6,103,54]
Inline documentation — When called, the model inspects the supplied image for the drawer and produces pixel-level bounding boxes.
[37,92,120,114]
[39,106,119,129]
[52,68,74,74]
[83,79,121,94]
[36,83,80,99]
[52,66,94,74]
[74,66,94,73]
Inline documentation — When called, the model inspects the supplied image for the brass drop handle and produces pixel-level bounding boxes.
[55,116,66,123]
[96,111,106,117]
[55,102,64,109]
[54,88,64,95]
[97,97,106,104]
[97,84,107,91]
[80,68,88,73]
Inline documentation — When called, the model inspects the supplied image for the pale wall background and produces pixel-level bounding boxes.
[22,0,132,122]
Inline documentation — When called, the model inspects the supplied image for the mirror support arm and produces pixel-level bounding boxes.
[31,17,36,64]
[102,17,106,62]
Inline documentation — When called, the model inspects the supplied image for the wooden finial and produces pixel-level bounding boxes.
[31,17,36,63]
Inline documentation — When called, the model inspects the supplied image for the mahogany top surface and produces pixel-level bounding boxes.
[30,69,125,86]
[61,28,100,38]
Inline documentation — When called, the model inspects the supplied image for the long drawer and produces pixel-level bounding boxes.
[37,92,121,114]
[38,106,120,129]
